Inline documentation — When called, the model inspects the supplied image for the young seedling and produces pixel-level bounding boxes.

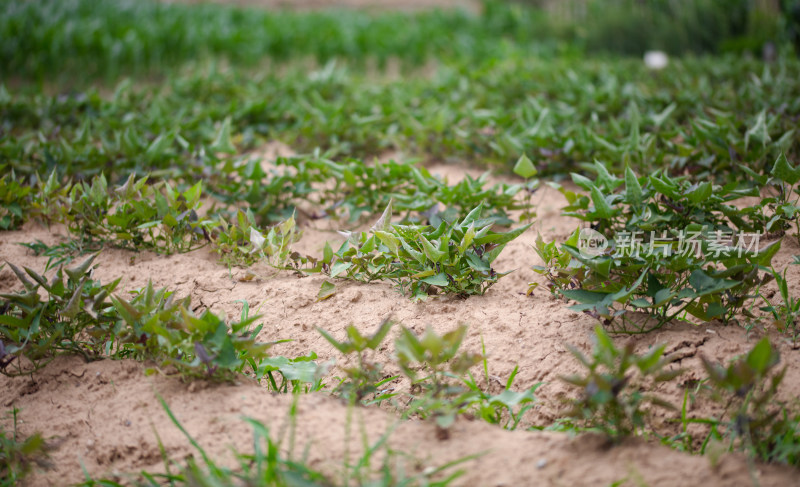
[326,201,530,300]
[0,408,52,486]
[17,239,84,272]
[759,265,800,341]
[112,282,276,381]
[759,153,800,242]
[317,318,395,404]
[212,210,308,270]
[560,325,682,440]
[512,154,538,222]
[0,254,120,375]
[0,168,32,231]
[698,337,800,465]
[537,165,780,331]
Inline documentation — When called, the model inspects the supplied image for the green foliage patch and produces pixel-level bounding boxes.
[559,326,682,439]
[0,256,322,386]
[324,202,530,299]
[320,320,540,431]
[532,164,782,331]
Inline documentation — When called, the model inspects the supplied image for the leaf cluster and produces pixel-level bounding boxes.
[325,202,530,299]
[700,337,800,465]
[0,409,52,487]
[760,263,800,340]
[111,282,273,380]
[560,325,683,439]
[4,52,798,193]
[318,318,395,404]
[216,154,528,227]
[0,255,120,374]
[0,168,32,230]
[751,153,800,243]
[0,257,321,385]
[535,165,781,331]
[321,321,540,431]
[212,210,304,269]
[61,174,211,254]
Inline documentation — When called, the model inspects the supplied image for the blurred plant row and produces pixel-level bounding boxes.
[2,0,799,83]
[2,56,798,183]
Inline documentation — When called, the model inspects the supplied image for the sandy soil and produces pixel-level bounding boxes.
[2,154,800,486]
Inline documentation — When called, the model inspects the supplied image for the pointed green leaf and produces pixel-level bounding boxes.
[624,166,642,206]
[513,154,537,179]
[420,235,446,263]
[210,117,236,154]
[589,185,615,219]
[771,153,800,185]
[65,254,97,282]
[317,280,336,301]
[421,272,449,286]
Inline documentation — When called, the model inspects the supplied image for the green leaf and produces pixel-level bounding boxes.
[490,388,535,408]
[163,213,179,227]
[277,360,319,382]
[111,294,142,324]
[371,200,393,233]
[7,262,36,290]
[62,280,85,319]
[651,102,676,127]
[317,280,336,301]
[754,240,781,267]
[570,173,594,191]
[183,181,203,208]
[746,337,776,375]
[653,288,677,307]
[688,269,737,297]
[366,318,393,349]
[461,204,484,227]
[589,185,615,219]
[770,153,800,185]
[317,327,354,355]
[458,224,476,254]
[65,254,97,282]
[329,261,352,277]
[210,117,236,154]
[738,163,769,186]
[649,174,679,199]
[401,239,427,265]
[593,161,621,191]
[685,182,712,204]
[466,253,490,271]
[215,338,240,369]
[637,344,667,373]
[593,325,615,355]
[474,223,531,246]
[374,230,400,256]
[420,235,446,263]
[421,272,449,286]
[346,325,368,350]
[624,166,642,206]
[145,133,172,160]
[513,154,537,179]
[745,109,771,149]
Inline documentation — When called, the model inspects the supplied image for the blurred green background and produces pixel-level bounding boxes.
[2,0,799,85]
